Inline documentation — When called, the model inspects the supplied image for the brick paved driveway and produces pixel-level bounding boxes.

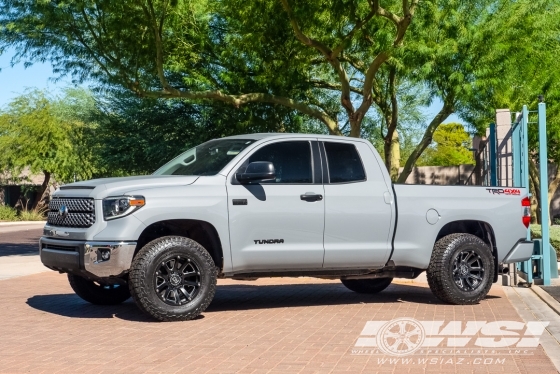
[0,230,557,373]
[0,272,556,374]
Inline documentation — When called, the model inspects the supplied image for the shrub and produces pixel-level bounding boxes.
[18,207,47,221]
[0,205,18,221]
[530,224,560,260]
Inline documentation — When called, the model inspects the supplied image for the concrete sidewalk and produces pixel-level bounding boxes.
[0,226,47,280]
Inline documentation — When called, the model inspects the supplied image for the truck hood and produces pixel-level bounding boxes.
[52,175,200,199]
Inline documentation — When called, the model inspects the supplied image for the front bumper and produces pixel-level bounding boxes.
[39,237,136,279]
[502,240,534,263]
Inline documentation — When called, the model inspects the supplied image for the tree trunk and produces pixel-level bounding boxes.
[529,172,540,224]
[32,171,51,211]
[396,101,454,184]
[389,129,400,181]
[547,166,560,225]
[529,158,541,225]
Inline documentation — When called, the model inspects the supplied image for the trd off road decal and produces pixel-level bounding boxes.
[254,239,284,244]
[485,188,521,195]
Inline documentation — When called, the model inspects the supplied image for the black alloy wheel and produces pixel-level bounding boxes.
[129,236,217,321]
[155,256,201,306]
[427,233,494,305]
[452,250,485,292]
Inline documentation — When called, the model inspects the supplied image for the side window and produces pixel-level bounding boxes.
[248,141,312,183]
[323,142,366,183]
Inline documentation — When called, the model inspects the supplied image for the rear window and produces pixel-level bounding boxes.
[324,142,366,183]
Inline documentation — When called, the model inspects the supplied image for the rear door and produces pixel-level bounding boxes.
[321,140,393,268]
[227,139,325,272]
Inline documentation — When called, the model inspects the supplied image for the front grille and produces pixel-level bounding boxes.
[47,197,96,228]
[43,243,77,252]
[49,198,94,212]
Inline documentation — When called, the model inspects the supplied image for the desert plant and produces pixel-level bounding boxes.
[16,199,47,221]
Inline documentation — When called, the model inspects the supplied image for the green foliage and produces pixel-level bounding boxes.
[92,89,322,175]
[0,89,99,183]
[0,205,18,221]
[419,123,474,166]
[1,0,560,179]
[530,224,560,257]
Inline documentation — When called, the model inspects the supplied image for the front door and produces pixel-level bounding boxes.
[227,139,325,272]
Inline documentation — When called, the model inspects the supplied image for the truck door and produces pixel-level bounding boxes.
[227,139,325,272]
[321,141,393,268]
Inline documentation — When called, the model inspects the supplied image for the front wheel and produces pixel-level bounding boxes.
[68,274,131,305]
[128,236,217,321]
[341,277,393,294]
[427,233,494,305]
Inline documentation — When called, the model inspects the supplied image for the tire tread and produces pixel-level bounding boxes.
[427,233,494,305]
[128,236,217,321]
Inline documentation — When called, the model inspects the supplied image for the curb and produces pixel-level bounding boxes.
[0,221,46,227]
[531,285,560,317]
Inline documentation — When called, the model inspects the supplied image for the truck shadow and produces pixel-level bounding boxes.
[26,282,500,321]
[207,282,488,312]
[0,241,40,257]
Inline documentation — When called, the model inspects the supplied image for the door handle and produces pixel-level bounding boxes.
[300,193,323,202]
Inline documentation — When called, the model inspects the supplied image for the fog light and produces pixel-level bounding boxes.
[100,250,111,261]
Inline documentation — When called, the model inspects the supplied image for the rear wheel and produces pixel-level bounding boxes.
[68,274,130,305]
[427,233,494,305]
[341,277,393,294]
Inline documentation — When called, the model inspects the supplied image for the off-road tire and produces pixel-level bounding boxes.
[128,236,217,321]
[427,233,494,305]
[340,277,393,294]
[68,273,131,305]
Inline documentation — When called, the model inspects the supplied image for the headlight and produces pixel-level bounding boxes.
[102,196,145,220]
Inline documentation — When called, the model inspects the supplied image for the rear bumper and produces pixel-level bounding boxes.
[502,240,534,263]
[39,237,136,279]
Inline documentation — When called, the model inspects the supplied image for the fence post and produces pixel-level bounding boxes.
[489,123,498,186]
[538,102,551,285]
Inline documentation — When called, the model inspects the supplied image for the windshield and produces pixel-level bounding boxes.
[153,139,256,176]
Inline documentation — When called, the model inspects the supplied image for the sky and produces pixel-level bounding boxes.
[0,47,465,125]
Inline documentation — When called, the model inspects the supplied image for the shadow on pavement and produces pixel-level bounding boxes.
[26,282,501,321]
[0,241,40,257]
[0,229,42,257]
[26,294,156,322]
[207,283,449,312]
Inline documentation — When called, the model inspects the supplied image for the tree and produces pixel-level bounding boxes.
[453,0,560,223]
[92,89,321,175]
[1,0,557,184]
[418,123,473,166]
[0,89,99,208]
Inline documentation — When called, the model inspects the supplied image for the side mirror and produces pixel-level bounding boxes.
[236,161,276,184]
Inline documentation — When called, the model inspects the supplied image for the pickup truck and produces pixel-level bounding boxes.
[40,134,534,321]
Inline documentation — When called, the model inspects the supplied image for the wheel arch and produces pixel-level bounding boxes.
[435,220,498,282]
[136,219,224,272]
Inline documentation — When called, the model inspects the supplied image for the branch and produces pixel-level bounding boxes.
[396,97,455,183]
[352,50,390,130]
[310,80,363,95]
[332,9,376,58]
[384,66,398,143]
[279,0,353,114]
[139,0,177,94]
[131,87,342,135]
[369,0,402,26]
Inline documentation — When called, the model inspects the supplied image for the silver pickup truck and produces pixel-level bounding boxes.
[40,134,533,321]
